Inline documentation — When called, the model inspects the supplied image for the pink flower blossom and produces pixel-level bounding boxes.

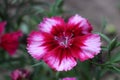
[0,21,23,55]
[61,77,77,80]
[11,69,30,80]
[27,14,101,71]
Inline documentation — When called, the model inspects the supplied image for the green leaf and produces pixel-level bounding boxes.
[97,32,111,43]
[4,75,11,80]
[55,0,64,8]
[106,51,120,65]
[30,1,49,6]
[112,66,120,73]
[108,37,117,51]
[116,42,120,47]
[101,46,108,51]
[110,51,120,63]
[31,61,43,67]
[32,6,45,15]
[109,66,120,73]
[76,61,92,80]
[101,18,107,33]
[50,0,64,16]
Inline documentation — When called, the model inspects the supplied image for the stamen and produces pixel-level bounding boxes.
[54,32,73,48]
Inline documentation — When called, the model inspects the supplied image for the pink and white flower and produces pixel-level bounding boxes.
[61,77,77,80]
[27,14,101,71]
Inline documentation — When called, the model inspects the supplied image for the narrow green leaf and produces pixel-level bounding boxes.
[110,51,120,63]
[97,32,111,43]
[101,46,108,51]
[112,66,120,73]
[108,37,117,51]
[106,51,120,65]
[32,6,44,15]
[50,0,63,16]
[116,42,120,47]
[31,62,43,67]
[55,72,60,79]
[55,0,64,8]
[101,18,107,33]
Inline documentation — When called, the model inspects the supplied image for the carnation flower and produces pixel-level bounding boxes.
[61,77,77,80]
[0,21,23,55]
[27,14,101,71]
[11,69,30,80]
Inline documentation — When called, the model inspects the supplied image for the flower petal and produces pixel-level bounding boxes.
[11,69,30,80]
[43,47,77,71]
[0,31,23,55]
[62,77,77,80]
[0,21,6,35]
[68,14,92,34]
[38,17,64,33]
[11,69,21,80]
[27,31,46,60]
[78,34,101,61]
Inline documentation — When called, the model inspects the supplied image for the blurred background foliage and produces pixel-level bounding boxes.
[0,0,120,80]
[0,0,64,33]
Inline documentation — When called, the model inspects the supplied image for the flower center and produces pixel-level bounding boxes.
[54,32,73,48]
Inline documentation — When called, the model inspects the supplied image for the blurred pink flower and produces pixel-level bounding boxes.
[61,77,77,80]
[27,14,101,71]
[0,21,23,55]
[11,69,30,80]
